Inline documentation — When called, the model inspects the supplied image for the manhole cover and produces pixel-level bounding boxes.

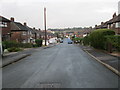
[35,82,61,88]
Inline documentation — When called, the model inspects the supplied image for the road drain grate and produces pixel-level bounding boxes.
[35,82,61,88]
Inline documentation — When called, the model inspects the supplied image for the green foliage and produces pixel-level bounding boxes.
[2,41,19,49]
[7,47,22,52]
[2,41,33,49]
[19,43,33,48]
[33,44,39,48]
[89,29,115,49]
[106,35,120,51]
[72,37,83,44]
[35,39,43,47]
[83,36,90,46]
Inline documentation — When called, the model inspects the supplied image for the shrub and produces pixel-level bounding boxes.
[20,43,33,48]
[106,35,120,51]
[35,39,43,47]
[2,41,19,49]
[89,29,115,49]
[72,37,83,44]
[2,41,33,49]
[33,44,38,47]
[7,47,22,52]
[83,36,90,46]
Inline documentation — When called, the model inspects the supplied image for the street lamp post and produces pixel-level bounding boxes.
[44,7,47,46]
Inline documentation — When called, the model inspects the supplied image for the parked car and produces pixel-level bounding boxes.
[68,39,73,44]
[60,40,63,43]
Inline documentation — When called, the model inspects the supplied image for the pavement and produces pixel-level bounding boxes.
[78,44,120,76]
[2,38,118,88]
[1,43,57,68]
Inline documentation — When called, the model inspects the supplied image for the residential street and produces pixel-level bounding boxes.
[3,39,118,88]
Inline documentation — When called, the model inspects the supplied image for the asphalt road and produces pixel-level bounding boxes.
[3,38,118,88]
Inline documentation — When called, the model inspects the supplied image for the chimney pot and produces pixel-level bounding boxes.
[10,17,14,22]
[101,22,104,25]
[24,22,27,26]
[113,12,117,18]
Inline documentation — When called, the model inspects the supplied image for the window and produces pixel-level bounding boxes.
[0,22,7,28]
[22,32,26,35]
[116,22,120,28]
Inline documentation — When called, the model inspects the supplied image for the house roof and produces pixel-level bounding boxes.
[113,14,120,23]
[107,14,120,24]
[25,26,36,34]
[0,16,11,22]
[96,22,108,29]
[14,22,28,30]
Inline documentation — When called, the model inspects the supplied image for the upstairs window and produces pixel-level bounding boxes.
[116,22,120,28]
[0,22,7,28]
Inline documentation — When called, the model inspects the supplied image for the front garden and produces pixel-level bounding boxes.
[72,29,120,53]
[2,39,43,52]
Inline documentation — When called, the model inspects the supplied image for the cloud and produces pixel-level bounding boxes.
[96,7,117,14]
[0,0,119,29]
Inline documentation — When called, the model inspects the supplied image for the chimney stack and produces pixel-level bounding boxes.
[24,22,27,26]
[113,12,117,18]
[33,27,35,29]
[39,28,41,31]
[95,25,97,27]
[10,17,14,22]
[101,22,104,25]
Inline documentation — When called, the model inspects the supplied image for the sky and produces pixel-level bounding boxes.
[0,0,120,29]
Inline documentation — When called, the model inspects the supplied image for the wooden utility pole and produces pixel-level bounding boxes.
[44,7,47,46]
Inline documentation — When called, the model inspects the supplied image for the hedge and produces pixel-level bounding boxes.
[35,39,43,47]
[106,35,120,51]
[88,29,115,49]
[2,41,33,49]
[72,37,83,44]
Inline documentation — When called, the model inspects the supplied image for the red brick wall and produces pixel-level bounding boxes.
[11,31,29,43]
[2,22,11,35]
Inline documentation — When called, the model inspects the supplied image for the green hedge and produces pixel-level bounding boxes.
[106,35,120,51]
[2,41,33,49]
[83,36,90,46]
[35,39,43,47]
[89,29,115,49]
[72,37,83,44]
[7,47,22,52]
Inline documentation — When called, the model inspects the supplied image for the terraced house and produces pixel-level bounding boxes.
[107,13,120,35]
[95,13,120,35]
[0,16,11,41]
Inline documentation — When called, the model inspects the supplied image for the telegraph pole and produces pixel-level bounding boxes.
[44,7,47,46]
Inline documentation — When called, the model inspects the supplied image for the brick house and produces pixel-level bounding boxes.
[94,13,120,35]
[0,16,11,41]
[10,17,31,43]
[107,13,120,35]
[23,23,37,43]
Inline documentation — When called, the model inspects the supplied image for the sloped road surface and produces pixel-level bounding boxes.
[3,39,118,88]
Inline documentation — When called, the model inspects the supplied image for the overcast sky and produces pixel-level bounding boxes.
[0,0,119,29]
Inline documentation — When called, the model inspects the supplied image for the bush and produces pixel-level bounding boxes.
[7,47,22,52]
[106,35,120,51]
[83,36,90,46]
[89,29,115,49]
[35,39,43,47]
[33,44,38,47]
[20,43,33,48]
[72,37,83,44]
[2,41,19,49]
[2,41,33,50]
